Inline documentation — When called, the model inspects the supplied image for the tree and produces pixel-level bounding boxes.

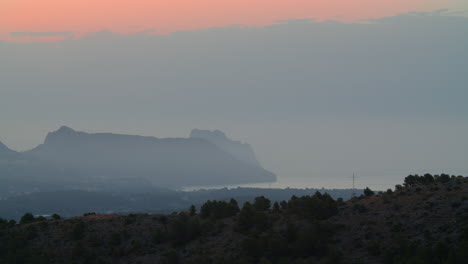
[423,173,435,184]
[200,199,239,219]
[159,215,168,231]
[253,196,271,211]
[287,192,338,219]
[436,174,450,183]
[280,200,288,209]
[364,187,375,197]
[0,218,15,230]
[189,205,196,216]
[51,214,61,220]
[273,201,280,212]
[236,202,256,232]
[83,212,96,216]
[20,213,35,224]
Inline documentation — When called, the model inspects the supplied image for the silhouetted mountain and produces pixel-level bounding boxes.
[0,141,19,160]
[0,141,12,152]
[190,129,261,167]
[25,126,276,187]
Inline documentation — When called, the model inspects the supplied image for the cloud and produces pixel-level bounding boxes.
[10,31,74,37]
[275,18,315,24]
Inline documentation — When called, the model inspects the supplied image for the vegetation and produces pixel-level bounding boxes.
[0,175,466,264]
[200,199,239,219]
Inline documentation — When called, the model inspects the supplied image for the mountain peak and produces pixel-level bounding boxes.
[0,141,12,152]
[43,126,83,146]
[56,126,76,134]
[190,129,261,167]
[190,129,227,141]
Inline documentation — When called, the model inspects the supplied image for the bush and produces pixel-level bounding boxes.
[70,220,86,240]
[0,218,16,230]
[280,200,288,209]
[169,213,201,245]
[189,205,196,216]
[363,187,375,197]
[352,204,368,213]
[83,212,96,216]
[273,201,280,212]
[51,214,61,220]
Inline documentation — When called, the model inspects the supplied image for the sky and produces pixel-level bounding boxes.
[1,1,468,189]
[1,0,467,41]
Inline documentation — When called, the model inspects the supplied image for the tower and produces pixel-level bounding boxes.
[352,173,356,198]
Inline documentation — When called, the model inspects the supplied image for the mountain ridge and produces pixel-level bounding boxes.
[190,129,261,167]
[23,126,276,187]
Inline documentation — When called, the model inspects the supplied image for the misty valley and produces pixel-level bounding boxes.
[0,127,355,219]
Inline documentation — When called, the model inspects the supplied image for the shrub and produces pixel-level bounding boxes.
[51,214,61,220]
[169,213,201,245]
[280,200,288,209]
[70,220,86,240]
[189,205,196,216]
[352,204,368,213]
[83,212,96,216]
[273,201,280,212]
[364,187,375,197]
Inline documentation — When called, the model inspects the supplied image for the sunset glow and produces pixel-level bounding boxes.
[0,0,465,41]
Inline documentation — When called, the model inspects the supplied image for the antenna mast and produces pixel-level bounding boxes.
[352,173,356,198]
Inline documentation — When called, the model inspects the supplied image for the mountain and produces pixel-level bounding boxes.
[25,126,276,187]
[1,176,466,264]
[0,140,81,199]
[0,141,19,160]
[0,141,12,153]
[190,129,261,167]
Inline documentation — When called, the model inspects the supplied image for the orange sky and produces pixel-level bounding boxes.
[0,0,464,41]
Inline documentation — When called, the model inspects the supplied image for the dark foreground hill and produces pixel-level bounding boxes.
[1,175,467,264]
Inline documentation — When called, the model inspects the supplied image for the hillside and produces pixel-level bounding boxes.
[0,175,467,264]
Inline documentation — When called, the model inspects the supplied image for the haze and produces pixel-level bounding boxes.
[1,9,468,189]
